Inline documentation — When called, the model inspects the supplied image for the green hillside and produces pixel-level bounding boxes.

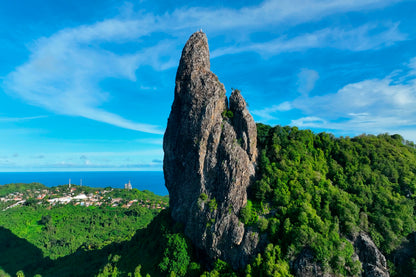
[247,124,416,276]
[1,124,416,276]
[0,182,47,197]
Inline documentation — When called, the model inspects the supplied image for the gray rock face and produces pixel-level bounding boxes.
[163,31,259,269]
[292,248,333,277]
[293,232,389,277]
[353,232,389,277]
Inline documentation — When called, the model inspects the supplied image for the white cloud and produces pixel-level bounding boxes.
[297,69,319,96]
[53,149,164,157]
[291,116,328,128]
[290,115,413,131]
[211,23,406,57]
[4,19,171,134]
[3,0,404,134]
[168,0,400,33]
[408,57,416,76]
[279,57,416,142]
[0,148,164,172]
[135,138,164,145]
[0,116,47,122]
[292,77,416,119]
[252,102,292,120]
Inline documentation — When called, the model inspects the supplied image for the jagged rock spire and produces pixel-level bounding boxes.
[176,31,210,80]
[163,31,260,269]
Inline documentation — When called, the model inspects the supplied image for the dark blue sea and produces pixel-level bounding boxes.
[0,171,168,196]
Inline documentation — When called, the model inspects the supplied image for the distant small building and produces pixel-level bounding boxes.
[73,194,87,200]
[124,180,132,190]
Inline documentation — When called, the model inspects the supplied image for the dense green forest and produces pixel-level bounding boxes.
[1,124,416,276]
[248,124,416,276]
[193,124,416,276]
[0,182,47,197]
[0,205,159,259]
[0,186,169,276]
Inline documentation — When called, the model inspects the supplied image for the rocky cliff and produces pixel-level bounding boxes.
[292,233,390,277]
[163,31,259,268]
[353,232,389,277]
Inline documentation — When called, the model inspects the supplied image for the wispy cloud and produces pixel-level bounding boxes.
[2,0,404,134]
[297,69,319,96]
[0,148,164,172]
[53,149,164,158]
[252,102,292,121]
[263,57,416,141]
[168,0,400,33]
[291,75,416,120]
[3,19,171,134]
[0,115,47,122]
[211,23,406,57]
[135,138,164,145]
[0,162,163,172]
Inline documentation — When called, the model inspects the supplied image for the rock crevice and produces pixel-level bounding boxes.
[163,31,259,268]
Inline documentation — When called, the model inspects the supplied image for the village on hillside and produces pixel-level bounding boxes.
[0,181,168,211]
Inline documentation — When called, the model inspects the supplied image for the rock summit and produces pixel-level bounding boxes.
[163,31,259,268]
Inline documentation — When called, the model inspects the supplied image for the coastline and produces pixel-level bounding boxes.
[0,171,168,196]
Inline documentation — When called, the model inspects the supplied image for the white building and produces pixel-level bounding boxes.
[124,180,132,190]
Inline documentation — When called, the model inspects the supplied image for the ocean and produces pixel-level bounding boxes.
[0,171,168,196]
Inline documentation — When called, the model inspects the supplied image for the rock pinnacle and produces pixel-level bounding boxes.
[163,31,260,269]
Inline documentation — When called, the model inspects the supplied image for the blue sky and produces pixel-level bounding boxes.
[0,0,415,172]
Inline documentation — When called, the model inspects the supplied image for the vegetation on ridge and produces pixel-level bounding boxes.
[246,124,416,276]
[2,124,416,276]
